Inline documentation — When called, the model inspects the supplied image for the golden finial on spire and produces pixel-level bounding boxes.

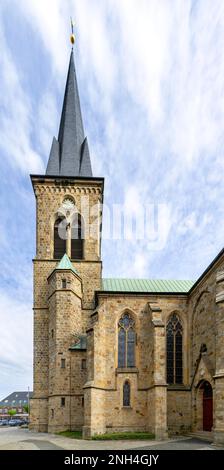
[70,17,75,46]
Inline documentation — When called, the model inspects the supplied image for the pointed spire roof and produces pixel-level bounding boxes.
[55,253,79,275]
[46,51,93,177]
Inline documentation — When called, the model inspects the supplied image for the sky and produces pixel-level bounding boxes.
[1,0,224,399]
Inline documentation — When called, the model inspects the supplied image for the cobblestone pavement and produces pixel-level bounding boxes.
[0,428,223,450]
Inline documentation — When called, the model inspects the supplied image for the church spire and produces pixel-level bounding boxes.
[46,40,92,177]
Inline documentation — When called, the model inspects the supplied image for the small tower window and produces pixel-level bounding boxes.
[51,329,54,339]
[54,217,66,259]
[61,358,66,369]
[71,214,84,259]
[81,359,86,370]
[61,397,65,407]
[51,409,54,419]
[62,279,67,289]
[123,381,131,407]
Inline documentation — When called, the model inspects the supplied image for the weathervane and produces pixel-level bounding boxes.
[70,17,75,47]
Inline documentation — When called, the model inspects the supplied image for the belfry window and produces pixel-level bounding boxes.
[71,214,84,260]
[54,217,66,259]
[123,381,131,407]
[118,313,135,368]
[166,314,183,384]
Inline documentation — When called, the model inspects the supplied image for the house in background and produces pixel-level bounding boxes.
[0,391,33,418]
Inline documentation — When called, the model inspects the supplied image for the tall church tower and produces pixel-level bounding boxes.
[30,48,104,432]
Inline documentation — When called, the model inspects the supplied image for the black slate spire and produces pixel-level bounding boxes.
[46,50,93,177]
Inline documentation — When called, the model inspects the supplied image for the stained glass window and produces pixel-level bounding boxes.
[166,314,183,384]
[118,328,126,368]
[118,313,135,368]
[123,381,130,406]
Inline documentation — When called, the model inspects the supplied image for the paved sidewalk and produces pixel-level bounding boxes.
[0,428,223,450]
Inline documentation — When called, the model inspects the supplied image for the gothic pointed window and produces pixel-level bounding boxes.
[71,213,84,259]
[54,217,66,259]
[123,381,131,407]
[166,314,183,384]
[118,313,135,368]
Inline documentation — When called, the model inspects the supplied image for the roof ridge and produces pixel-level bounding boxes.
[102,278,195,294]
[102,277,195,281]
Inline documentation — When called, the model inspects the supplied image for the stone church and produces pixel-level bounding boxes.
[29,47,224,446]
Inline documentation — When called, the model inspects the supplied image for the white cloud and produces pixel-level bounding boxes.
[17,0,70,76]
[0,25,44,173]
[37,91,58,156]
[0,291,32,399]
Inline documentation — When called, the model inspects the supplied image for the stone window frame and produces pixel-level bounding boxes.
[123,380,131,407]
[118,312,136,368]
[51,208,85,260]
[70,212,85,260]
[166,312,183,385]
[53,216,67,259]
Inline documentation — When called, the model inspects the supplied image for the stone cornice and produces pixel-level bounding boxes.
[116,367,139,375]
[213,372,224,379]
[33,258,102,265]
[48,288,82,302]
[30,175,103,197]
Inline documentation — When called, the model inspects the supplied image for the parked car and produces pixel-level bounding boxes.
[8,419,21,426]
[0,419,10,426]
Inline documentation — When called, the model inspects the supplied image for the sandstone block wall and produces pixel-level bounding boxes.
[167,389,191,434]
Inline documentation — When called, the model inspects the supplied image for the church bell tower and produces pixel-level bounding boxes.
[29,35,104,432]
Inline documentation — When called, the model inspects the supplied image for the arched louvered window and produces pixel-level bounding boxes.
[166,313,183,384]
[118,313,135,368]
[54,217,66,259]
[71,214,84,260]
[123,381,131,407]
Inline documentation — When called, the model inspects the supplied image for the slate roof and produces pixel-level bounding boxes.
[0,391,33,407]
[102,278,194,293]
[46,51,92,177]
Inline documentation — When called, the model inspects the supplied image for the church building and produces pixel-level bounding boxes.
[29,43,224,445]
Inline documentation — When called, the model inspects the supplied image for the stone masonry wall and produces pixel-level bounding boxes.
[30,176,103,432]
[83,293,188,436]
[167,390,191,434]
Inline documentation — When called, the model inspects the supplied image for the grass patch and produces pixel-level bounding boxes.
[56,430,155,441]
[56,430,82,439]
[92,432,155,441]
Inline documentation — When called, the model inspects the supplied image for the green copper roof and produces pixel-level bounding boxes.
[70,335,87,350]
[56,254,79,275]
[102,278,194,293]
